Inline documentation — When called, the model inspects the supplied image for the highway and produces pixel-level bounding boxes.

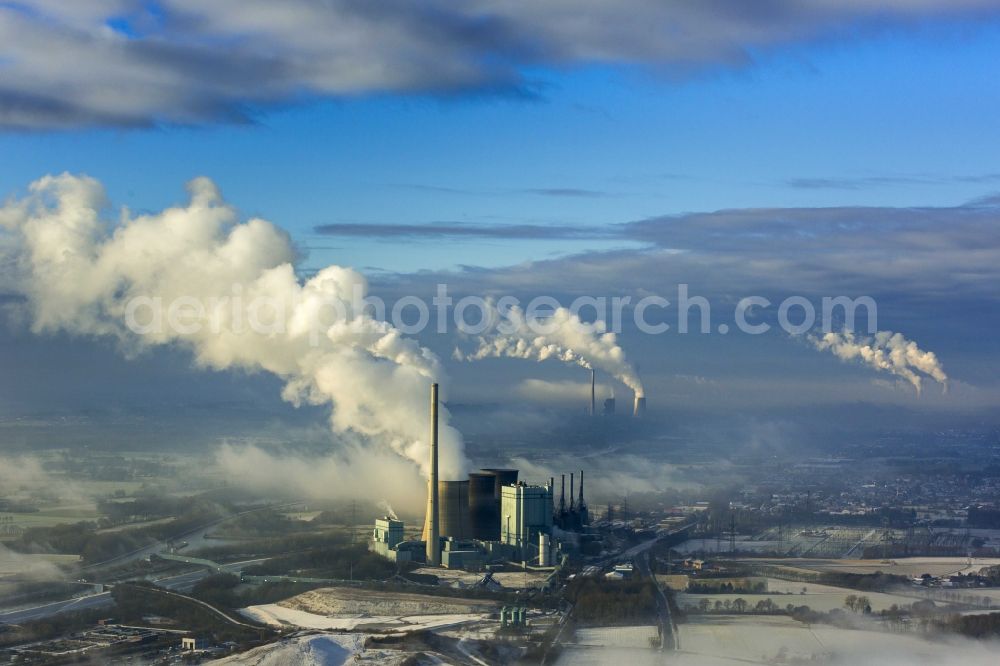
[0,558,267,625]
[0,501,299,625]
[634,551,677,651]
[81,501,305,571]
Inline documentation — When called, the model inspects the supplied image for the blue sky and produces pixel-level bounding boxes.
[3,17,1000,272]
[2,1,1000,451]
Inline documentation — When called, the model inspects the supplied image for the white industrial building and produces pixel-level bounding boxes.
[500,482,553,561]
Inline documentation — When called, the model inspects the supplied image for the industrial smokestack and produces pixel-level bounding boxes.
[570,473,575,512]
[633,395,646,417]
[559,475,566,515]
[426,383,440,565]
[578,470,584,506]
[590,368,596,416]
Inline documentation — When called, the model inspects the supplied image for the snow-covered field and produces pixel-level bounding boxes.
[209,633,412,665]
[675,615,1000,665]
[747,557,1000,577]
[678,584,944,614]
[574,625,659,648]
[240,603,488,633]
[280,586,498,617]
[411,566,550,589]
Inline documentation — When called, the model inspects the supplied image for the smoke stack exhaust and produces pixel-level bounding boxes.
[426,383,440,565]
[590,368,596,416]
[633,395,646,417]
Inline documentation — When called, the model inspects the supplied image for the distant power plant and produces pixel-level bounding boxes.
[587,369,645,418]
[603,396,615,415]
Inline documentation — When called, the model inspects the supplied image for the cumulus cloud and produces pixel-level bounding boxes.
[0,173,467,479]
[810,330,948,395]
[2,1,1000,129]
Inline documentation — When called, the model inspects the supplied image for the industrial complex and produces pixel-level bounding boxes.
[370,383,594,571]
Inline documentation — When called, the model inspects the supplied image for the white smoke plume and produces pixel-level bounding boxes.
[376,499,399,521]
[454,302,644,397]
[810,330,948,395]
[0,173,467,479]
[214,443,426,510]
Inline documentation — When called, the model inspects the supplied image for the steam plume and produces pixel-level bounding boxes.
[0,173,467,478]
[377,499,399,521]
[454,302,644,397]
[810,330,948,395]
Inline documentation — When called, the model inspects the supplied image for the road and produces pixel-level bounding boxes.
[634,551,677,651]
[594,524,692,570]
[0,558,268,625]
[81,501,305,571]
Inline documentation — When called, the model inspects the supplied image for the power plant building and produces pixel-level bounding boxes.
[438,480,471,540]
[370,517,412,563]
[468,472,501,540]
[500,482,553,559]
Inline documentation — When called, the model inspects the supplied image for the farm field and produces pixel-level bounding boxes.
[747,557,1000,577]
[675,615,998,665]
[574,625,659,648]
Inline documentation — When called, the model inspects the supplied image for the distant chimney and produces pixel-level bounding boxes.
[559,475,566,514]
[569,473,575,512]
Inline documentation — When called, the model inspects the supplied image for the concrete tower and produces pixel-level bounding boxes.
[590,368,596,416]
[633,395,647,417]
[425,383,440,565]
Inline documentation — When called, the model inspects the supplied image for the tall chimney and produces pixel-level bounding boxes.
[570,473,575,512]
[559,475,566,514]
[590,368,596,416]
[425,383,440,565]
[578,470,584,506]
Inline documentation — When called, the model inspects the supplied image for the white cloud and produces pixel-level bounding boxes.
[2,1,999,128]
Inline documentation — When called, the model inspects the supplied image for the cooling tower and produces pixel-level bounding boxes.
[590,368,596,416]
[633,395,647,417]
[480,468,517,540]
[468,472,500,540]
[481,468,518,499]
[438,479,471,540]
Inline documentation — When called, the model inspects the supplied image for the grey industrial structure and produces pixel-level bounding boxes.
[372,383,592,570]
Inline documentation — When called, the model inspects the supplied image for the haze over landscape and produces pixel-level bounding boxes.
[2,2,1000,665]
